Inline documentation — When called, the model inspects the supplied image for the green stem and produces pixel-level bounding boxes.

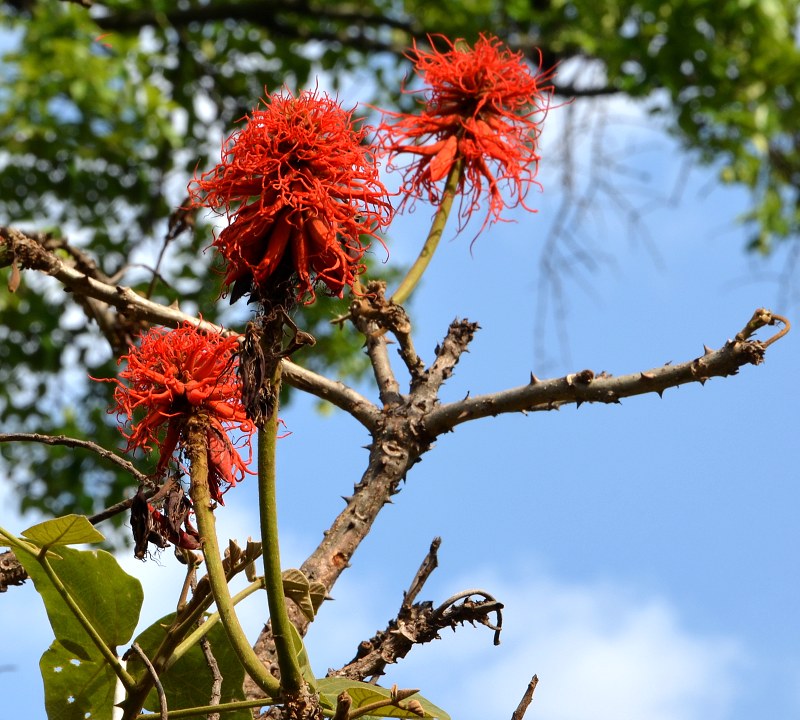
[134,696,283,719]
[390,157,464,306]
[186,416,281,699]
[258,364,305,693]
[168,578,265,670]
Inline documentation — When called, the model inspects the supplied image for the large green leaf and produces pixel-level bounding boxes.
[13,543,143,719]
[317,678,450,719]
[22,514,105,548]
[14,543,143,650]
[128,612,250,719]
[40,639,118,720]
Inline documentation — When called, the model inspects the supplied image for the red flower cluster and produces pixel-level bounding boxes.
[379,34,554,230]
[189,89,393,302]
[104,323,255,503]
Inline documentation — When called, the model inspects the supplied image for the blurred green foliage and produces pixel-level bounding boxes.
[1,0,798,530]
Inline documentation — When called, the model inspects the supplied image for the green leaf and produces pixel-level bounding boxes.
[13,544,143,650]
[282,568,326,622]
[40,639,118,720]
[316,678,450,719]
[127,612,249,719]
[12,544,142,719]
[22,514,105,548]
[287,622,318,690]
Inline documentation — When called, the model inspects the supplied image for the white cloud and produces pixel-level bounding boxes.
[383,569,746,720]
[1,474,748,720]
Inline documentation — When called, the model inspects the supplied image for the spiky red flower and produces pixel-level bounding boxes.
[103,323,255,504]
[189,88,393,302]
[378,34,554,230]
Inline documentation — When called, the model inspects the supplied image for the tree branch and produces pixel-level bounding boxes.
[245,307,787,696]
[423,309,788,436]
[350,288,403,407]
[419,319,480,396]
[0,226,381,429]
[345,282,426,388]
[3,227,788,711]
[94,0,413,56]
[0,432,148,486]
[510,675,539,720]
[402,537,441,609]
[330,590,503,682]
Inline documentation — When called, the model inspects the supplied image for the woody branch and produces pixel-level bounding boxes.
[0,226,380,429]
[0,223,789,698]
[244,293,788,694]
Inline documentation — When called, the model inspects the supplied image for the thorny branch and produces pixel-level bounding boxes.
[345,282,426,386]
[402,537,441,609]
[0,224,789,716]
[330,590,504,682]
[350,292,403,407]
[424,308,790,436]
[246,301,786,700]
[327,538,501,683]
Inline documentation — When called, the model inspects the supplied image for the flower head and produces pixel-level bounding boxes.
[189,88,393,303]
[103,323,255,503]
[379,34,554,231]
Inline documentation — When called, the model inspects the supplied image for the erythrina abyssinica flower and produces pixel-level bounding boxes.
[189,88,393,303]
[378,34,554,231]
[101,323,255,504]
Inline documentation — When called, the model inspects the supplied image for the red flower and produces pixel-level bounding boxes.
[378,34,554,231]
[103,323,255,504]
[189,89,393,302]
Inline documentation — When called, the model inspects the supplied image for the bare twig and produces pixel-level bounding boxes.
[0,480,162,591]
[330,590,504,682]
[434,590,503,646]
[0,432,153,591]
[735,308,790,346]
[199,636,223,720]
[129,643,168,720]
[282,360,380,429]
[419,319,481,395]
[424,309,788,436]
[350,289,403,407]
[511,675,539,720]
[0,432,148,486]
[402,537,441,609]
[345,282,426,386]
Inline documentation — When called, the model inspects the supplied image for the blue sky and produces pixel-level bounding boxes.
[1,89,798,720]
